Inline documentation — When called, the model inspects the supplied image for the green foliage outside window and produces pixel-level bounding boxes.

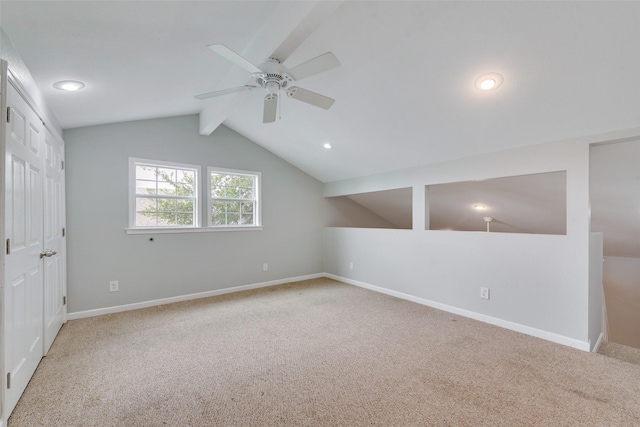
[210,173,256,226]
[136,165,196,226]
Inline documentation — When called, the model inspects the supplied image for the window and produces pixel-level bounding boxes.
[208,167,261,227]
[129,158,200,228]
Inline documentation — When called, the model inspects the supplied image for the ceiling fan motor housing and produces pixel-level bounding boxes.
[253,59,294,91]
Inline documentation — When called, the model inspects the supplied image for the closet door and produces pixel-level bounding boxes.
[4,84,45,417]
[43,127,65,354]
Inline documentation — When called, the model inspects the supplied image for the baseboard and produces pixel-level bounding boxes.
[67,272,593,352]
[326,273,591,352]
[67,273,324,320]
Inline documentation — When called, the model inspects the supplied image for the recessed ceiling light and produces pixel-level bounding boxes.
[474,73,503,91]
[53,80,85,92]
[323,143,332,149]
[479,79,496,90]
[473,204,486,210]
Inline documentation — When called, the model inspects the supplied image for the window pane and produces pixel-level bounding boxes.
[160,214,177,226]
[157,198,177,213]
[176,213,194,226]
[240,202,254,214]
[176,182,194,197]
[136,211,158,227]
[175,199,193,213]
[136,165,157,180]
[226,213,239,224]
[226,201,240,212]
[239,187,254,199]
[158,168,176,182]
[157,180,175,196]
[136,180,156,195]
[131,160,199,228]
[211,201,225,215]
[211,185,224,198]
[211,213,226,226]
[209,170,259,227]
[239,176,253,188]
[136,197,157,211]
[176,170,195,196]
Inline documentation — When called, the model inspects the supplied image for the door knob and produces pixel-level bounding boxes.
[40,250,57,258]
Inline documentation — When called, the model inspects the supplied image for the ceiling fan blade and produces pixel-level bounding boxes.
[263,94,278,123]
[286,87,335,110]
[287,52,340,81]
[207,44,263,74]
[195,85,257,100]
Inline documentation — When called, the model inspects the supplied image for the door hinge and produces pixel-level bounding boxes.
[63,296,67,305]
[6,106,10,123]
[61,160,64,170]
[6,372,10,389]
[62,227,66,237]
[6,238,10,255]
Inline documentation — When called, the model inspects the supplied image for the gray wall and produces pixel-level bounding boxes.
[324,136,595,350]
[65,115,325,313]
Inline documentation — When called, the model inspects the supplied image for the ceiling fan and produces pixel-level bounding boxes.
[195,44,340,123]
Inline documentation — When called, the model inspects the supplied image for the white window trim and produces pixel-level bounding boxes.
[124,226,263,235]
[207,166,262,228]
[128,157,201,229]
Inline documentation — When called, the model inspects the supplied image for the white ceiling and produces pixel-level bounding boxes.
[2,1,640,184]
[1,1,638,257]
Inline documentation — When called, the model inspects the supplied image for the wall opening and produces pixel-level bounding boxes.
[590,139,640,349]
[427,171,566,235]
[326,187,412,229]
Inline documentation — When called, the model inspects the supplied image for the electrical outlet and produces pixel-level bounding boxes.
[480,287,490,300]
[263,263,268,272]
[349,261,354,270]
[109,280,119,292]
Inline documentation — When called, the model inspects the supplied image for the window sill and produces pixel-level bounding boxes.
[125,226,263,235]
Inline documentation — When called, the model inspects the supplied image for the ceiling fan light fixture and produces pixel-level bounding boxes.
[474,73,503,91]
[265,81,280,95]
[53,80,85,92]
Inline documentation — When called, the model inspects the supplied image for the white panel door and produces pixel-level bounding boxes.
[43,128,65,354]
[4,85,45,417]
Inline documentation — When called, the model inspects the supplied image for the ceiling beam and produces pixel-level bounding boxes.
[198,0,344,135]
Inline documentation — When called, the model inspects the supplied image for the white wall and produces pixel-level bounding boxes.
[603,256,640,348]
[324,136,594,349]
[64,115,326,313]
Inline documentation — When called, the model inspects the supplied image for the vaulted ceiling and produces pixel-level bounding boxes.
[2,1,640,184]
[2,1,639,257]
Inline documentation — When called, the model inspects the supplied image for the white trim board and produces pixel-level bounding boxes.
[325,274,592,352]
[67,273,324,320]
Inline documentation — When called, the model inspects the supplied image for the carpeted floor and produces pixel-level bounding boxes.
[598,341,640,366]
[8,278,640,426]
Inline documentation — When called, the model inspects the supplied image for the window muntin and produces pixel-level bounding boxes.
[208,168,261,227]
[130,158,200,228]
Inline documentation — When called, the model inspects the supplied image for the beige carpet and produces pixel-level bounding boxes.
[8,278,640,426]
[598,341,640,367]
